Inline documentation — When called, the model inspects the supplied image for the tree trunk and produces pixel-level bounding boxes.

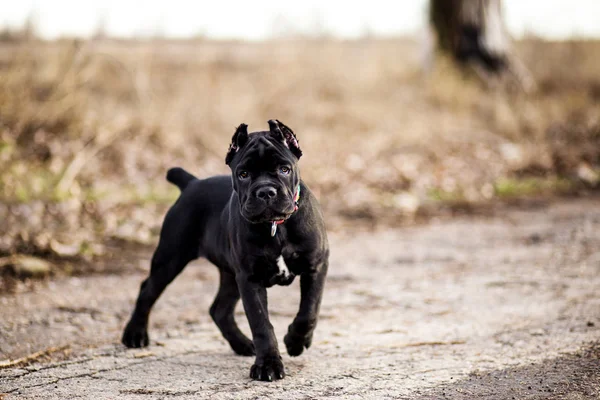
[429,0,535,90]
[430,0,508,71]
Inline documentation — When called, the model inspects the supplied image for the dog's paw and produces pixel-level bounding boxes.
[122,322,149,348]
[277,273,296,286]
[230,338,255,356]
[249,355,285,381]
[284,330,313,357]
[264,272,296,288]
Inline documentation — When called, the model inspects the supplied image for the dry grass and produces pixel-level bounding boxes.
[0,36,599,263]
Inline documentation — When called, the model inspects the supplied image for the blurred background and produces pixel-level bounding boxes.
[1,0,599,287]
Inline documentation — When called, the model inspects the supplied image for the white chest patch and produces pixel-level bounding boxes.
[277,256,290,278]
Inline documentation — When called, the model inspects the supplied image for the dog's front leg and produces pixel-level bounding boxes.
[284,260,328,356]
[236,274,285,381]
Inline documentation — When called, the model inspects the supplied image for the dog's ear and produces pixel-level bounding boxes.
[268,119,302,159]
[225,123,249,165]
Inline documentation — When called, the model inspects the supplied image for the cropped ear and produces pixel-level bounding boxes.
[267,119,302,159]
[225,123,249,165]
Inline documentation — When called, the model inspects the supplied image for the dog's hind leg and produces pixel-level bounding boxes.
[122,248,193,348]
[210,270,255,356]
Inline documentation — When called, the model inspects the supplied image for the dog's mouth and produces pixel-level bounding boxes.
[241,204,295,224]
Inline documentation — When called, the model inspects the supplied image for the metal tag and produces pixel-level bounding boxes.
[271,221,277,237]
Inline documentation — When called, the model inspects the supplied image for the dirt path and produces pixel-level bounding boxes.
[1,200,600,399]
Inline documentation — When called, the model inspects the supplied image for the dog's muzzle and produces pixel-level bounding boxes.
[241,184,300,234]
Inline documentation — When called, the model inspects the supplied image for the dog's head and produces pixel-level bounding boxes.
[225,120,302,224]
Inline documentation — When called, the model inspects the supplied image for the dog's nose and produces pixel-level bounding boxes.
[256,186,277,201]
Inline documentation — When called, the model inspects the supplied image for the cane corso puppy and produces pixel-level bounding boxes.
[122,120,329,381]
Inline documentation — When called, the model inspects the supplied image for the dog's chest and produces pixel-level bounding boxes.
[276,256,290,278]
[267,244,295,276]
[250,245,299,287]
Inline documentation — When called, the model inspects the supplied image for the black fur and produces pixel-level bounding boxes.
[122,120,329,382]
[166,167,196,191]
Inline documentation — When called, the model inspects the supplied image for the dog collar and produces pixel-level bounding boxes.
[270,184,301,237]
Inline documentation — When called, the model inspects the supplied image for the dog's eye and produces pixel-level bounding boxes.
[238,171,249,179]
[279,166,291,175]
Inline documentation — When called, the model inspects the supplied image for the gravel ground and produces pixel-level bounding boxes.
[1,199,600,399]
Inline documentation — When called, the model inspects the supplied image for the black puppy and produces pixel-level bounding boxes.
[122,120,329,381]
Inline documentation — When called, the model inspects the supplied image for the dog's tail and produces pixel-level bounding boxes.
[166,167,197,191]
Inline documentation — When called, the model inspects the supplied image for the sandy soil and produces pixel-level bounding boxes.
[1,199,600,399]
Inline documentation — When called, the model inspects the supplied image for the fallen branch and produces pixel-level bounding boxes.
[0,345,70,369]
[393,340,466,348]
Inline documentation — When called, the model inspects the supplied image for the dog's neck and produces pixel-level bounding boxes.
[270,184,301,237]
